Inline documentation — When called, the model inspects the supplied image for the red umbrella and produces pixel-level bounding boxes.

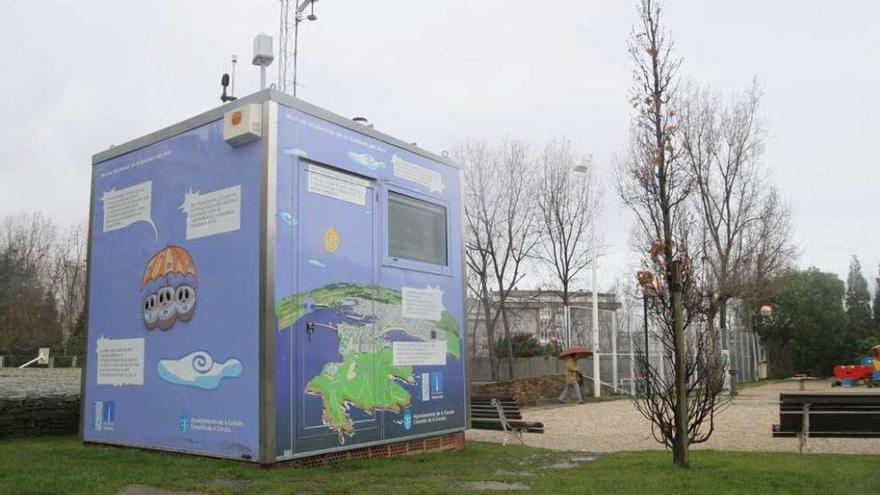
[559,345,593,359]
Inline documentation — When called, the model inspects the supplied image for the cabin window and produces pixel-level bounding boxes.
[388,191,447,266]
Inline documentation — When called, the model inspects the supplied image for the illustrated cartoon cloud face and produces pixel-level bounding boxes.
[174,284,196,322]
[156,350,243,390]
[143,294,159,330]
[156,286,176,330]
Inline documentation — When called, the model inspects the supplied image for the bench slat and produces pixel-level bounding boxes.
[773,392,880,438]
[469,395,545,436]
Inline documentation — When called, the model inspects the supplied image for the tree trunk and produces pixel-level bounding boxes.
[470,300,480,361]
[501,306,515,381]
[719,302,728,350]
[706,305,719,363]
[768,341,793,378]
[480,287,498,382]
[671,261,689,467]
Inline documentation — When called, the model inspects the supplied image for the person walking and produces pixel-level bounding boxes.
[559,355,584,404]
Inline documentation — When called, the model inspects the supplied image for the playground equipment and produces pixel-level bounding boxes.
[832,345,880,388]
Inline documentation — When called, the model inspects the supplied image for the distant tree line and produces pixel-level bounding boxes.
[0,212,87,364]
[755,257,880,377]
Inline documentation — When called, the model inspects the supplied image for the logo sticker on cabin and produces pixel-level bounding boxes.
[94,401,116,431]
[180,411,191,433]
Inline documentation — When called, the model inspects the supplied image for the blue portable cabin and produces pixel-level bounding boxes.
[82,89,468,463]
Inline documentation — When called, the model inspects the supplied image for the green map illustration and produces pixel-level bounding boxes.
[275,283,461,440]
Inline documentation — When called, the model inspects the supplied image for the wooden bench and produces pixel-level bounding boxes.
[470,396,545,445]
[772,392,880,453]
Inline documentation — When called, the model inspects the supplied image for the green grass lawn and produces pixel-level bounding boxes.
[1,436,878,495]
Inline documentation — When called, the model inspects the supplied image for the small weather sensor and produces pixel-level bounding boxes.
[252,33,274,90]
[252,33,274,67]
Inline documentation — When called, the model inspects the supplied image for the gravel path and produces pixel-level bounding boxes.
[466,380,880,455]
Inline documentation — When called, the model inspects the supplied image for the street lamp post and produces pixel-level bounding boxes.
[643,290,650,387]
[573,164,600,398]
[753,305,772,380]
[591,249,600,397]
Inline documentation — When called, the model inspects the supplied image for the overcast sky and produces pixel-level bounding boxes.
[1,1,878,292]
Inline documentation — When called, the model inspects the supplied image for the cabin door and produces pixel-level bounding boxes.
[294,161,380,454]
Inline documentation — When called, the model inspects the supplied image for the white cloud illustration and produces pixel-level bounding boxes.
[156,350,242,390]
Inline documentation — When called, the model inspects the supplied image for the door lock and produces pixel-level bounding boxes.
[306,321,316,341]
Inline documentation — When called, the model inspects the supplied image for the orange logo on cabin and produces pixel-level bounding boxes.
[231,111,242,126]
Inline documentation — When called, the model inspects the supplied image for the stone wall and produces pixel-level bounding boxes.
[0,368,82,438]
[0,395,80,437]
[470,375,593,406]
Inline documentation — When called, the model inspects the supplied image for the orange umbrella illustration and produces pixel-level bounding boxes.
[141,246,197,288]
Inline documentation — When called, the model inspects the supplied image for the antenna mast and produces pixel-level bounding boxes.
[278,0,319,97]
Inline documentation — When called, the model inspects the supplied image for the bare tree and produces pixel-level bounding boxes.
[52,222,88,346]
[458,141,500,379]
[0,211,58,285]
[679,81,795,370]
[615,0,725,467]
[457,140,540,381]
[0,213,88,358]
[740,188,796,305]
[535,139,600,345]
[679,81,764,349]
[0,212,69,357]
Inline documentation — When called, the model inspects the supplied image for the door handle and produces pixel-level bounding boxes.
[306,321,316,342]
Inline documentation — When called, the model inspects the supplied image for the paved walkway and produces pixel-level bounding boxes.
[466,380,880,455]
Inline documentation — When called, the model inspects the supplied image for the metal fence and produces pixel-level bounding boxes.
[468,323,759,395]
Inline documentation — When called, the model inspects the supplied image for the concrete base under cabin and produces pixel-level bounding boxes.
[283,431,465,466]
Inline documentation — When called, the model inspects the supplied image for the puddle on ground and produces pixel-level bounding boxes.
[457,481,530,491]
[570,455,598,462]
[541,462,578,470]
[495,469,535,477]
[517,453,554,466]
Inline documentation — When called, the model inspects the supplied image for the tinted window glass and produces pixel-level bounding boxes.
[388,192,447,266]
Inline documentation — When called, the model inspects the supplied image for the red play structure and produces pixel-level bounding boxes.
[832,344,880,388]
